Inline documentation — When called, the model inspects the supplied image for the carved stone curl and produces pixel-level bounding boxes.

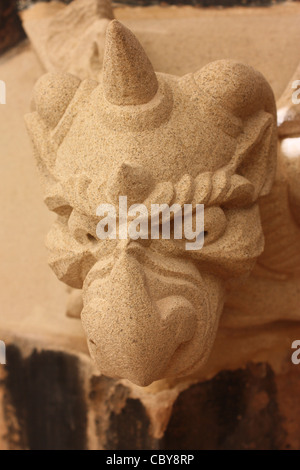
[26,20,277,386]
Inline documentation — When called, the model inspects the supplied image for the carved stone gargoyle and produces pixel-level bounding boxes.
[25,20,278,386]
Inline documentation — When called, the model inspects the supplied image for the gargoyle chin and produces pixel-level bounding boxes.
[26,20,277,386]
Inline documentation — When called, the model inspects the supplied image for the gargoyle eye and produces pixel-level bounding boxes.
[203,207,227,245]
[56,205,73,218]
[68,210,97,245]
[87,233,97,243]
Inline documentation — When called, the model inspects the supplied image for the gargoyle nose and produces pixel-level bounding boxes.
[106,162,154,207]
[81,252,197,386]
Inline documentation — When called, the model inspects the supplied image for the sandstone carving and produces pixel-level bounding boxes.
[22,0,114,80]
[220,64,300,330]
[25,16,281,386]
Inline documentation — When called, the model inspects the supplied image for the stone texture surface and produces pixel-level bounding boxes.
[1,2,300,450]
[24,1,300,388]
[20,0,114,77]
[22,2,300,99]
[26,17,279,386]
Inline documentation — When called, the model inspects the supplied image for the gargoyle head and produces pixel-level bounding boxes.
[26,20,277,386]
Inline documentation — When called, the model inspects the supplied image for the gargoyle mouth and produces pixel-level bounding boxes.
[81,242,225,386]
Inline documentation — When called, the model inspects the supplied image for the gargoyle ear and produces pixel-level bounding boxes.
[225,110,276,205]
[194,60,277,205]
[25,73,81,173]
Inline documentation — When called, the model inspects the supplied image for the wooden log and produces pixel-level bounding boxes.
[0,0,26,55]
[1,336,300,450]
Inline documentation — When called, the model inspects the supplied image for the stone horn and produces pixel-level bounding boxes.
[103,20,158,106]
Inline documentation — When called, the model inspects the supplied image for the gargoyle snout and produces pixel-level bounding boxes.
[81,249,198,386]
